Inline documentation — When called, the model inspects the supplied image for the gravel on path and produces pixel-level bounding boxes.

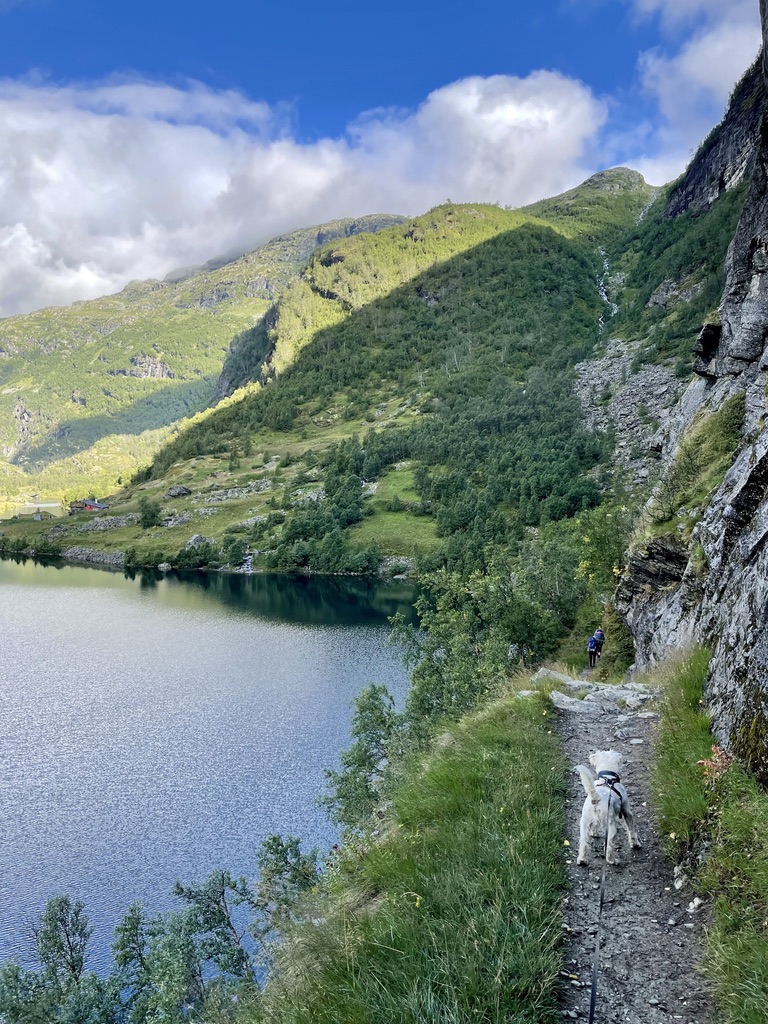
[550,679,712,1024]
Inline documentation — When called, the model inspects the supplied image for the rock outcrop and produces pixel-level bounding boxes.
[61,546,126,568]
[664,56,766,219]
[108,354,175,379]
[618,3,768,759]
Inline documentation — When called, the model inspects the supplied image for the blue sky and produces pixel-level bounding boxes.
[0,0,761,315]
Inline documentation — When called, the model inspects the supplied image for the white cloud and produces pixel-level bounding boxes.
[0,72,607,316]
[633,0,755,32]
[621,0,762,184]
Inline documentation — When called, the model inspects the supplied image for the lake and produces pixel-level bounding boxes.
[0,558,416,971]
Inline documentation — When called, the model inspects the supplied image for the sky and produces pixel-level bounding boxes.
[0,0,761,317]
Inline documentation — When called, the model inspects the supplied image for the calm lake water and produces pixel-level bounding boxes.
[0,559,416,971]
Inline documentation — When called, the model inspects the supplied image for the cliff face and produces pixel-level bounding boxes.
[664,57,765,220]
[618,1,768,767]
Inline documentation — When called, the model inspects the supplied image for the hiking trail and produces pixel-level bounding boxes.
[532,669,713,1023]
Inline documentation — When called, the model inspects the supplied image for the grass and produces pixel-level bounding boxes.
[646,393,745,528]
[350,467,440,556]
[651,647,768,1024]
[348,510,440,556]
[652,647,713,852]
[250,694,569,1024]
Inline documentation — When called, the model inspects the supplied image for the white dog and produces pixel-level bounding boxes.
[575,750,642,866]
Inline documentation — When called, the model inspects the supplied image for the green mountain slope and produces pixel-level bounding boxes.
[0,214,403,504]
[6,168,651,577]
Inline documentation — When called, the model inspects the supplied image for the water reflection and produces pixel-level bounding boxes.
[161,570,418,625]
[0,558,416,971]
[1,556,419,626]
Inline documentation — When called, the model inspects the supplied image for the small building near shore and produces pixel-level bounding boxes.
[69,498,110,513]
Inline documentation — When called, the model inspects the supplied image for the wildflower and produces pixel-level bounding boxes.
[697,744,734,789]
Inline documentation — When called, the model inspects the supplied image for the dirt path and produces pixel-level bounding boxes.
[536,670,713,1023]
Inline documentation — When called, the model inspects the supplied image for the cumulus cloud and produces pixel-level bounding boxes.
[626,0,761,180]
[0,71,606,317]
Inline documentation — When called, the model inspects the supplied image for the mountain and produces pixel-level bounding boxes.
[5,25,768,1024]
[0,169,660,569]
[2,34,764,763]
[0,214,404,505]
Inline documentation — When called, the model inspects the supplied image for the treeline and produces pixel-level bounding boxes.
[0,838,319,1024]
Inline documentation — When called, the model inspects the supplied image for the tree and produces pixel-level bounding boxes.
[253,835,319,936]
[0,896,119,1024]
[138,497,162,529]
[35,895,91,995]
[173,870,257,981]
[322,684,397,828]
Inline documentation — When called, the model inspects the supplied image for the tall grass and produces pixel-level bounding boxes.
[652,647,713,852]
[251,695,568,1023]
[651,647,768,1024]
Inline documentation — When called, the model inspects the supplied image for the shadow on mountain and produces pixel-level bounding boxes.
[152,220,607,477]
[15,377,217,469]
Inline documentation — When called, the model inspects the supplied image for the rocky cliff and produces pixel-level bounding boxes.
[664,56,765,219]
[617,0,768,777]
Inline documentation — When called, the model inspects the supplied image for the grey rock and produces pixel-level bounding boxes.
[61,546,126,568]
[165,485,192,498]
[531,668,575,687]
[185,534,212,549]
[78,514,139,532]
[550,691,606,716]
[164,513,191,528]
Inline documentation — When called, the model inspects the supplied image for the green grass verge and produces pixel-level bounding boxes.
[652,647,713,851]
[651,647,768,1024]
[255,694,568,1023]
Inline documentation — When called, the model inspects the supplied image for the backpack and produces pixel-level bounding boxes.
[587,636,597,652]
[594,629,605,645]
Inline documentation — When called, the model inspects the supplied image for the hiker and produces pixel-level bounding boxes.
[594,626,605,657]
[587,634,598,669]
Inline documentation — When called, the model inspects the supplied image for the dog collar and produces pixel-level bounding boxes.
[596,770,621,785]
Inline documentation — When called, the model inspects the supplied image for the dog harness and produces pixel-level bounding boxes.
[596,769,624,817]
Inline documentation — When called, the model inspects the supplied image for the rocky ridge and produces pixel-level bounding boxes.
[616,2,768,753]
[574,338,682,488]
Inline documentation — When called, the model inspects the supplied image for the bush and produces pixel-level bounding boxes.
[138,496,163,529]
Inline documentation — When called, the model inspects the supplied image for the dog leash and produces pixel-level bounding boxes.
[587,774,620,1024]
[587,850,608,1024]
